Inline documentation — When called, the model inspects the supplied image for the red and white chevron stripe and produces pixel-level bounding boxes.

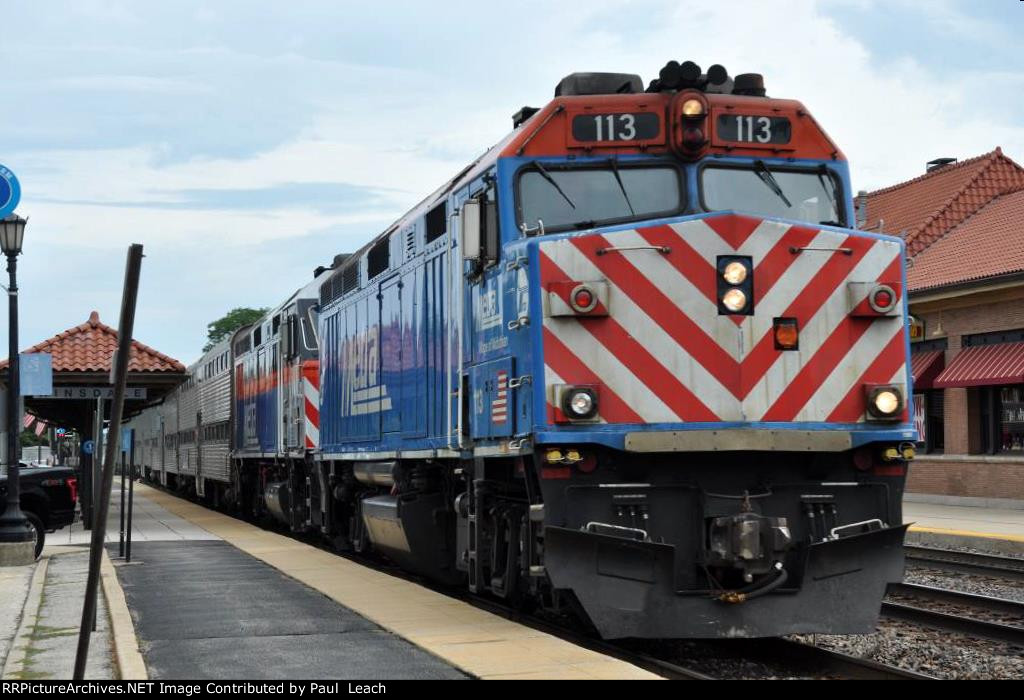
[302,361,320,449]
[540,214,908,425]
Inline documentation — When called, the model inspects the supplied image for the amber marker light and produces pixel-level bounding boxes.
[773,318,799,350]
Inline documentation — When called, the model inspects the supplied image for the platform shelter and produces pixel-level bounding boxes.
[0,311,186,526]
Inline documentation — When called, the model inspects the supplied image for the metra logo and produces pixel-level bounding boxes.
[340,327,392,416]
[477,288,502,331]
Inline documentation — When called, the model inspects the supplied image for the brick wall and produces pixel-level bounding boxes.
[908,458,1024,499]
[909,285,1024,497]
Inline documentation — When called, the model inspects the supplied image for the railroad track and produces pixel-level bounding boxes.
[905,545,1024,582]
[469,593,934,680]
[723,638,935,680]
[884,581,1024,646]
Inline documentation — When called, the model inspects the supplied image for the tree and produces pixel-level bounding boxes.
[204,307,268,352]
[20,428,48,447]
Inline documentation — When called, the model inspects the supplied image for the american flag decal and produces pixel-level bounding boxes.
[540,214,908,425]
[492,371,509,424]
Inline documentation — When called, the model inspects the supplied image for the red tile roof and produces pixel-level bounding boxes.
[908,189,1024,291]
[860,148,1024,255]
[0,310,185,373]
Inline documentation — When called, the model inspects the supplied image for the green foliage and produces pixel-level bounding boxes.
[19,429,47,447]
[204,307,268,352]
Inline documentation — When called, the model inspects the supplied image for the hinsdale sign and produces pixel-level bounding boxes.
[39,386,148,400]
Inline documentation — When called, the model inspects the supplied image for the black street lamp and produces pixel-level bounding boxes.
[0,213,32,562]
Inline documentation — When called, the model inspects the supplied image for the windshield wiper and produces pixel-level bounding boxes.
[531,161,576,210]
[816,165,839,225]
[753,160,792,209]
[607,157,636,216]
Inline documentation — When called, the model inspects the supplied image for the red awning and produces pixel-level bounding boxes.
[911,350,945,390]
[934,341,1024,388]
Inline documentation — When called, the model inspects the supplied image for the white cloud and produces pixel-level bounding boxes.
[4,0,1023,358]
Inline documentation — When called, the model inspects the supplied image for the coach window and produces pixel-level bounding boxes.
[517,163,683,234]
[701,164,844,226]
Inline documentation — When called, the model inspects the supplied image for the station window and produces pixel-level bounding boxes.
[977,386,1024,454]
[964,329,1024,455]
[921,391,944,453]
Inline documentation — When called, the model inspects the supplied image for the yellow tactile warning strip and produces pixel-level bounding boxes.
[101,549,148,680]
[135,484,661,680]
[909,525,1024,543]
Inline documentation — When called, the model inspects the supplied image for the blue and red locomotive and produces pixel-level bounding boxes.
[128,61,916,638]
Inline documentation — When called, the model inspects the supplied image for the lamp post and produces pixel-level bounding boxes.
[0,213,32,564]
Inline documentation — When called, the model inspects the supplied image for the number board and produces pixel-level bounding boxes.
[716,115,792,145]
[572,112,660,143]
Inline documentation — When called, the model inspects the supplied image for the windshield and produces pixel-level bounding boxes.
[701,165,843,226]
[518,164,682,233]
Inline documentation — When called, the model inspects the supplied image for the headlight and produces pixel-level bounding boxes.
[722,288,747,313]
[569,391,594,416]
[562,387,598,420]
[865,385,903,420]
[681,98,705,117]
[874,390,900,415]
[723,261,748,285]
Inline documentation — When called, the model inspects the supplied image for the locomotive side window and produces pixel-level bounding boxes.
[425,201,447,243]
[701,165,844,226]
[517,164,683,234]
[482,185,498,268]
[367,236,390,279]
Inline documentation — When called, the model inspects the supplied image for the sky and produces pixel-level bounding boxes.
[1,0,1022,365]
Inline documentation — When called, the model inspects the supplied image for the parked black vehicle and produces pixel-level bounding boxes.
[0,463,78,558]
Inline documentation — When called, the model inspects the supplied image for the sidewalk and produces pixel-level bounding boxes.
[1,549,116,680]
[0,483,158,681]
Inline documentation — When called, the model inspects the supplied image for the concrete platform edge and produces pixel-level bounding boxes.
[2,557,48,680]
[906,527,1024,555]
[102,550,148,680]
[905,492,1024,511]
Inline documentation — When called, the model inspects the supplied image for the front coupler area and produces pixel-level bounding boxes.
[544,522,908,638]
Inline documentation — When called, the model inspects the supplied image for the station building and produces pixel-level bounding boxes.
[859,148,1024,506]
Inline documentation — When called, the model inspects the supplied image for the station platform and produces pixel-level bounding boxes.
[904,500,1024,555]
[101,483,661,680]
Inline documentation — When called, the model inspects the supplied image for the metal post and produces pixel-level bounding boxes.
[126,431,134,563]
[118,442,125,557]
[88,399,103,530]
[0,248,33,559]
[80,408,93,530]
[75,244,144,680]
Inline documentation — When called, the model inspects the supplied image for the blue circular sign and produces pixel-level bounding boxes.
[82,440,95,455]
[0,164,21,219]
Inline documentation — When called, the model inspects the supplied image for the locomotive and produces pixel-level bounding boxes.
[127,61,916,639]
